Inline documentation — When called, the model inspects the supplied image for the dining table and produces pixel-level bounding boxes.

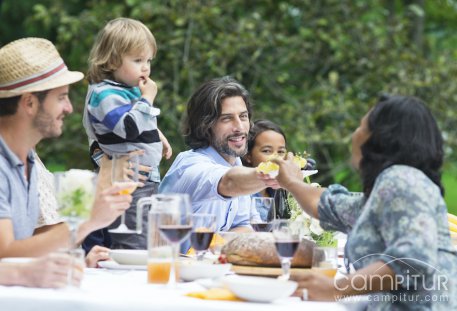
[0,266,369,311]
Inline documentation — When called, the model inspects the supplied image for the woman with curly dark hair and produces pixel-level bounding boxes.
[271,95,456,310]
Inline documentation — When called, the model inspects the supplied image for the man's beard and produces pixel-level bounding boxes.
[212,134,248,158]
[33,107,63,138]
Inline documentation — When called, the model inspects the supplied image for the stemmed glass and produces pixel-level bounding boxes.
[54,169,97,248]
[156,194,193,288]
[272,219,304,280]
[190,213,216,261]
[250,197,275,232]
[109,153,139,234]
[312,246,338,278]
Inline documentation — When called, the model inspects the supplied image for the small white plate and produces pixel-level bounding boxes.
[110,249,147,265]
[98,260,146,270]
[266,170,318,179]
[302,170,318,178]
[222,275,297,303]
[1,257,34,263]
[180,261,232,282]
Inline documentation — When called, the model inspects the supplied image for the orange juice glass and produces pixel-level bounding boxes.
[312,246,338,278]
[147,260,179,284]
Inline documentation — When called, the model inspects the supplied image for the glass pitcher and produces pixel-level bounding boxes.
[137,196,178,284]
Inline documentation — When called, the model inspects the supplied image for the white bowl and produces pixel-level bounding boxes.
[110,249,147,266]
[222,275,297,302]
[179,261,232,281]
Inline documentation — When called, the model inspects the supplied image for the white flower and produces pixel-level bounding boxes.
[310,218,324,236]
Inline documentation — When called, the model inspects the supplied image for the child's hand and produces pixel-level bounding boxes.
[161,137,173,160]
[139,77,158,104]
[158,129,172,159]
[85,245,111,268]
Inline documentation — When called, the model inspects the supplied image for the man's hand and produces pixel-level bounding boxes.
[20,253,84,288]
[256,171,280,189]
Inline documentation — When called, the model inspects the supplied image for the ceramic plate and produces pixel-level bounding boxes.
[222,275,297,303]
[110,249,148,266]
[98,260,146,270]
[180,261,232,282]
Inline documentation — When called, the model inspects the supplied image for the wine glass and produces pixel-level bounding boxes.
[272,219,304,280]
[156,194,193,288]
[311,246,338,278]
[190,213,216,261]
[109,153,139,234]
[54,169,97,248]
[250,197,275,232]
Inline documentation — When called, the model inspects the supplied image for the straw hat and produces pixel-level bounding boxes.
[0,38,83,98]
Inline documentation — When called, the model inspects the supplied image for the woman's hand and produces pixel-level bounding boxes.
[291,271,339,301]
[98,150,150,189]
[270,152,304,190]
[85,245,110,268]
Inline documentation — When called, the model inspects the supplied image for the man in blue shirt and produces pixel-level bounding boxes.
[160,76,278,233]
[0,38,131,258]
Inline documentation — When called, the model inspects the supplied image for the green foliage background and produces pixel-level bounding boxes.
[1,0,456,213]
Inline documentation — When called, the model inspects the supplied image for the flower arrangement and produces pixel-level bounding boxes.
[54,169,96,219]
[256,151,337,247]
[287,153,337,247]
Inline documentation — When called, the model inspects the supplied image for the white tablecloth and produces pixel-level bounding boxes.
[0,268,366,311]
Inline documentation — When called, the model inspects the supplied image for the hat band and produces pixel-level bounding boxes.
[0,62,67,91]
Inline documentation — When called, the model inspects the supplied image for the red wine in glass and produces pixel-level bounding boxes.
[272,219,304,280]
[191,213,217,260]
[190,232,215,251]
[159,225,192,243]
[274,240,299,258]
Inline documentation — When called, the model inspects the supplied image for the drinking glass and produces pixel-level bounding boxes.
[54,169,97,248]
[109,153,139,234]
[272,219,304,280]
[156,194,192,288]
[250,197,275,232]
[311,246,338,278]
[190,213,216,261]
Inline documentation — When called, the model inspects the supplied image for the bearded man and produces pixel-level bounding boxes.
[159,76,278,233]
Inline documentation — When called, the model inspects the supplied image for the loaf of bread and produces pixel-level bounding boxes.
[221,232,315,267]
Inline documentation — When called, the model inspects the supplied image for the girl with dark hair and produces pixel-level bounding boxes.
[242,120,291,219]
[270,95,456,309]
